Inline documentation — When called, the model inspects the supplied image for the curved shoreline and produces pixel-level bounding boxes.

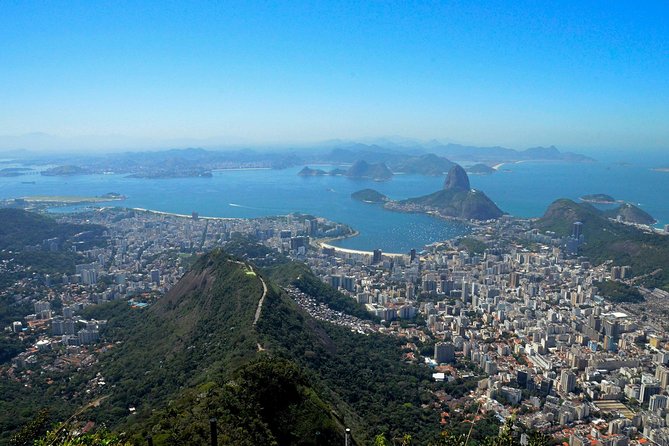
[130,207,237,220]
[318,241,407,258]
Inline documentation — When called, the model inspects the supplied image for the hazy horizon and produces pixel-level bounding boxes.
[1,2,668,153]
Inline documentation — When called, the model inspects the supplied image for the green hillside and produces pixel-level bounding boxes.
[535,199,669,289]
[604,202,656,225]
[392,165,504,220]
[399,188,504,220]
[351,188,389,203]
[0,208,106,252]
[346,160,393,180]
[30,247,441,444]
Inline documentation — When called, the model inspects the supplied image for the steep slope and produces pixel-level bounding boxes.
[390,165,504,220]
[82,247,441,444]
[605,202,656,225]
[443,164,470,191]
[0,208,105,251]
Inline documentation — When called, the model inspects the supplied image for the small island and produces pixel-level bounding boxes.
[652,167,669,173]
[298,160,393,181]
[41,165,89,176]
[465,163,495,175]
[351,189,389,203]
[298,166,329,176]
[126,169,212,179]
[580,193,617,204]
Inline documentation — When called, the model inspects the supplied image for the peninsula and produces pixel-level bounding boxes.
[351,189,389,203]
[380,165,504,220]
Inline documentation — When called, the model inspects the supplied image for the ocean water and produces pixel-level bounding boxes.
[1,153,668,252]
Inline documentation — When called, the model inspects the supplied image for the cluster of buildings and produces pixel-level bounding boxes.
[295,217,669,445]
[3,208,669,445]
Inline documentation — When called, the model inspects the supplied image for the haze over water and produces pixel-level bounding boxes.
[1,153,668,252]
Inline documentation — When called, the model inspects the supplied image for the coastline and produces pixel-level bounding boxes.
[318,241,407,258]
[130,207,238,220]
[131,207,409,256]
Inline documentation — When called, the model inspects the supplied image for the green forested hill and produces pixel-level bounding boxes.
[0,208,106,282]
[535,199,669,289]
[0,208,105,251]
[63,247,443,445]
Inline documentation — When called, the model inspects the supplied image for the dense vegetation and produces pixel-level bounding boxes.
[257,286,440,443]
[5,247,444,445]
[124,356,345,445]
[0,209,105,250]
[351,188,389,203]
[224,235,373,320]
[0,209,106,288]
[457,237,487,255]
[603,202,656,225]
[594,280,644,303]
[580,194,616,203]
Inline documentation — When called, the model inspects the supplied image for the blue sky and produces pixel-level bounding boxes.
[0,1,668,152]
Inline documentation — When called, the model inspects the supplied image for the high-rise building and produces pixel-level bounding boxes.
[434,342,455,363]
[372,249,382,264]
[649,395,668,412]
[78,329,99,345]
[572,221,583,239]
[52,318,64,336]
[62,306,74,319]
[509,272,519,288]
[560,370,576,394]
[329,275,342,289]
[517,370,528,388]
[34,301,50,313]
[342,275,355,292]
[640,382,661,404]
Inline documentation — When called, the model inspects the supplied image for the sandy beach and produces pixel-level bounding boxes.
[319,242,406,258]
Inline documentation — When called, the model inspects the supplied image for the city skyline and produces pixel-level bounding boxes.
[1,1,668,152]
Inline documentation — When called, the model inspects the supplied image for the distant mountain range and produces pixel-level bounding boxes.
[2,141,593,179]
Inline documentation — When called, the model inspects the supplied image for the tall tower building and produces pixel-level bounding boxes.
[560,370,576,394]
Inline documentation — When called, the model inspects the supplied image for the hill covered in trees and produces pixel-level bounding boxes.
[11,246,449,445]
[535,199,669,289]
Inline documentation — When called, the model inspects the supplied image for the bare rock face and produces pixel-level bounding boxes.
[443,165,470,191]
